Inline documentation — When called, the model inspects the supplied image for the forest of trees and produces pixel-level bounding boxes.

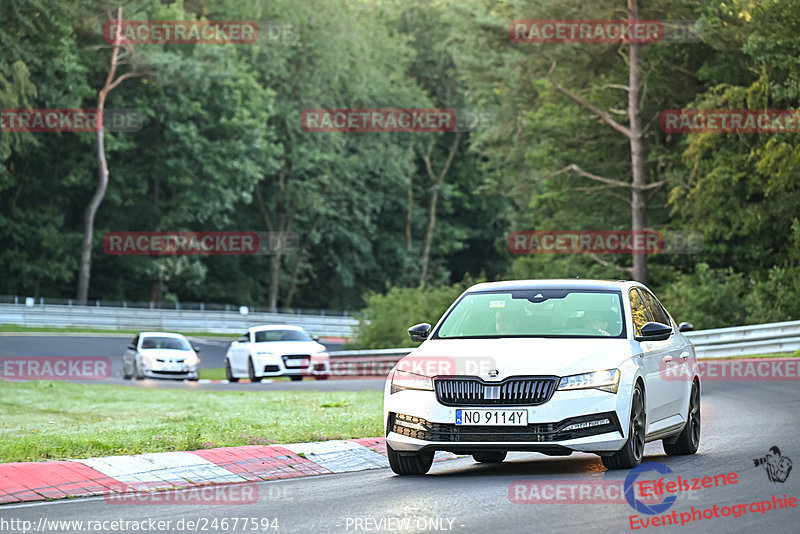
[1,0,798,331]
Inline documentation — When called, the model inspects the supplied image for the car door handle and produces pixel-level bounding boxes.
[663,355,674,365]
[680,352,690,360]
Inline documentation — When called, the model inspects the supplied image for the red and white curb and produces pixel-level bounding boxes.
[0,438,457,504]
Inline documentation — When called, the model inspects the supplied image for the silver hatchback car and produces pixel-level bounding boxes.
[122,332,200,381]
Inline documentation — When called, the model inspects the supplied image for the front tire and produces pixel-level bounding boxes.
[602,383,645,469]
[134,360,144,380]
[290,375,302,382]
[122,361,132,379]
[387,444,434,475]
[663,380,700,456]
[472,451,507,463]
[225,359,239,383]
[248,358,263,383]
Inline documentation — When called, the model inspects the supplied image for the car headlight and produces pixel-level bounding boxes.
[184,353,199,366]
[390,369,434,394]
[558,369,620,394]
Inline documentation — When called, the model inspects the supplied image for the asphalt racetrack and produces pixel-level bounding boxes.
[0,334,389,391]
[0,336,798,533]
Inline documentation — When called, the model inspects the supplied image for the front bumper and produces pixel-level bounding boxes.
[253,353,331,377]
[143,365,198,380]
[384,387,630,454]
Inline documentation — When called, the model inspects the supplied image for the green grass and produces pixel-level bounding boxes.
[197,368,227,380]
[196,368,290,381]
[706,352,799,360]
[0,381,383,463]
[0,324,238,338]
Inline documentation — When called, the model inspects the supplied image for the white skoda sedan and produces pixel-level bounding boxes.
[224,325,331,382]
[384,279,700,475]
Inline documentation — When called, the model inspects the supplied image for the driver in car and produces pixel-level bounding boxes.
[495,308,523,335]
[585,311,612,336]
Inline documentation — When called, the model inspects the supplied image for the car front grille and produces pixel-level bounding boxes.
[435,377,558,406]
[282,355,311,369]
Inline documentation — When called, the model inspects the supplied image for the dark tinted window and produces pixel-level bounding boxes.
[639,290,671,326]
[140,336,191,350]
[254,329,312,342]
[629,289,652,337]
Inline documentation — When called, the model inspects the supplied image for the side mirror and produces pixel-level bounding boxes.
[128,343,136,350]
[193,346,201,353]
[678,322,694,333]
[408,323,432,343]
[312,335,320,342]
[636,321,673,342]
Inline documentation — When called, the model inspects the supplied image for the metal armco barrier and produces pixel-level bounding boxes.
[0,303,357,338]
[328,320,800,373]
[684,320,800,359]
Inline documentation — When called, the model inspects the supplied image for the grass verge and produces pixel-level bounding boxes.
[0,381,383,463]
[198,368,227,380]
[703,352,799,360]
[196,368,290,381]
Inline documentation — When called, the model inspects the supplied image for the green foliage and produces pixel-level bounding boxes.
[0,0,798,329]
[352,280,479,349]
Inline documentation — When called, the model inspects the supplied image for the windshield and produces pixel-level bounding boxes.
[140,336,191,350]
[254,329,312,343]
[434,290,625,339]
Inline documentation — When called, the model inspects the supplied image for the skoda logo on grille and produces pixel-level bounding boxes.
[488,369,499,378]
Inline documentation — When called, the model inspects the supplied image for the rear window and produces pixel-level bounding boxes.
[434,289,625,339]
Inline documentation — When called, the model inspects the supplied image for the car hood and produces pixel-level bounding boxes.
[139,348,194,361]
[251,341,327,355]
[400,337,635,380]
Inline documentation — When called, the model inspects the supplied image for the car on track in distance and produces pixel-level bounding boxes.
[384,279,700,475]
[224,325,331,382]
[122,332,200,381]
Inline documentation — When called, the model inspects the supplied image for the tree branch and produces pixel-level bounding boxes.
[589,254,634,273]
[548,62,632,139]
[548,164,664,191]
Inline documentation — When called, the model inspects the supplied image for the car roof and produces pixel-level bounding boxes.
[248,324,305,332]
[466,279,643,293]
[138,332,187,338]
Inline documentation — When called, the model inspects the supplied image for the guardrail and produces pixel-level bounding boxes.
[0,303,358,338]
[684,320,800,359]
[328,320,800,372]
